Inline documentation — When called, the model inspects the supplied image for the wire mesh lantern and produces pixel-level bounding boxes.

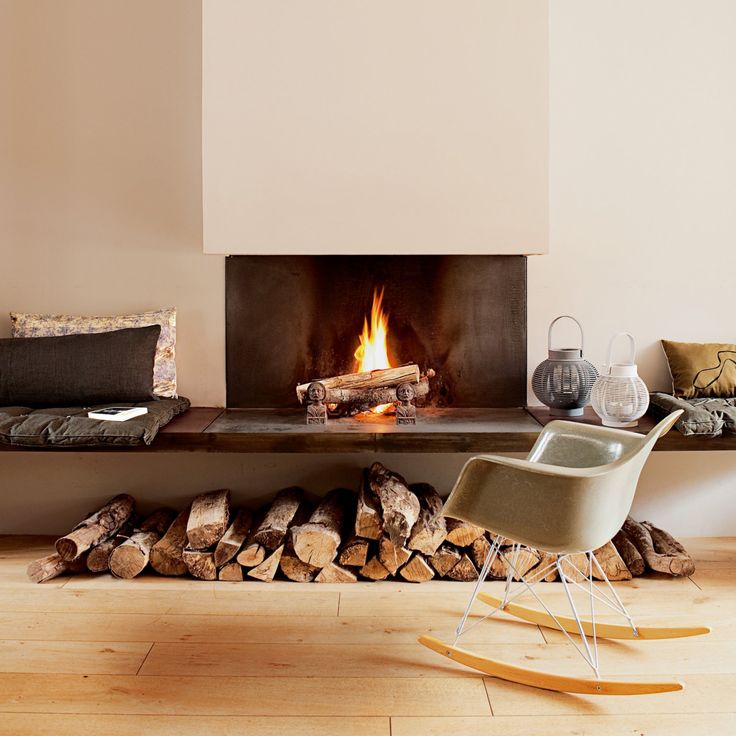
[591,332,650,427]
[532,315,598,416]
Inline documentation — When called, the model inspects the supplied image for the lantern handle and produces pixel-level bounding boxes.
[548,315,584,353]
[607,332,637,368]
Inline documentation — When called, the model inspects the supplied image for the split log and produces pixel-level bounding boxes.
[444,518,485,547]
[446,553,479,581]
[612,529,646,577]
[150,509,190,576]
[641,520,696,576]
[109,508,176,579]
[407,483,446,556]
[428,545,461,577]
[623,517,695,576]
[280,540,319,582]
[87,516,138,573]
[315,563,358,583]
[251,487,304,550]
[378,536,411,575]
[527,552,559,583]
[237,543,266,568]
[399,554,435,583]
[55,494,135,562]
[292,488,353,567]
[360,556,390,581]
[368,462,420,546]
[470,536,491,570]
[322,377,430,408]
[296,364,421,403]
[338,537,370,568]
[559,552,590,583]
[592,541,632,581]
[490,546,541,581]
[27,553,69,583]
[355,470,383,540]
[247,545,284,582]
[214,508,253,567]
[186,489,231,550]
[183,548,217,580]
[218,561,244,581]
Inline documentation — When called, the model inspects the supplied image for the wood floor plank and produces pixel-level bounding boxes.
[0,640,151,675]
[0,611,545,645]
[0,587,339,616]
[141,642,483,678]
[392,713,736,736]
[0,674,492,716]
[485,673,736,716]
[0,714,390,736]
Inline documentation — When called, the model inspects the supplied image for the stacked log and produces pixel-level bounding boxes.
[27,469,695,584]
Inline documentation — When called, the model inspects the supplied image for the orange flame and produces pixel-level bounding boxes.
[354,288,392,413]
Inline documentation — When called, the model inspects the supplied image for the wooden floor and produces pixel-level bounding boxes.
[1,537,735,735]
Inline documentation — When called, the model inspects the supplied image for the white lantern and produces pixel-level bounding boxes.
[591,333,649,428]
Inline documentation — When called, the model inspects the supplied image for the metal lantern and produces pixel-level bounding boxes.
[591,332,650,428]
[532,315,599,416]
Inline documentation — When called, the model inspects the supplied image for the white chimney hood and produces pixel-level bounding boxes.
[202,1,548,255]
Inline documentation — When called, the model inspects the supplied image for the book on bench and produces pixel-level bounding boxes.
[87,407,148,422]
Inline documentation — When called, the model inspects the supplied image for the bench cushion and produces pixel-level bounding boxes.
[0,396,190,448]
[650,392,736,437]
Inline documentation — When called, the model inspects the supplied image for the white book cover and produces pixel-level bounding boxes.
[87,407,148,422]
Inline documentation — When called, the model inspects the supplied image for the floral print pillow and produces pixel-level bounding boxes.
[10,307,177,398]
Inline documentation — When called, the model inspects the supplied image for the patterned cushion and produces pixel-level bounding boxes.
[10,307,177,398]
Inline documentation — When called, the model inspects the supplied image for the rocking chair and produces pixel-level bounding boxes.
[419,410,710,695]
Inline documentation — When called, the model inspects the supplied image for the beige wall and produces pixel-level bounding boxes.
[0,0,226,406]
[1,1,735,535]
[203,0,548,255]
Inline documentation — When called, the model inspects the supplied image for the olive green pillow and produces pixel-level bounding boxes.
[662,340,736,399]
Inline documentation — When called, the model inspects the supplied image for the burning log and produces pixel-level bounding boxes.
[55,494,135,562]
[296,365,421,403]
[322,377,430,410]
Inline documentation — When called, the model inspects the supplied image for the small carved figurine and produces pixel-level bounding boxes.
[306,381,328,425]
[395,382,417,425]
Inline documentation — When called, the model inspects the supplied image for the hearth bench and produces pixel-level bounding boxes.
[2,406,735,453]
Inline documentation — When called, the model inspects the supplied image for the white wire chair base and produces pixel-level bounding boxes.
[451,537,634,678]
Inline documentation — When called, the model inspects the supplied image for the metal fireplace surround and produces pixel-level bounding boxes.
[225,255,527,410]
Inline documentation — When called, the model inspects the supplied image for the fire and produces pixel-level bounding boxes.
[354,288,393,413]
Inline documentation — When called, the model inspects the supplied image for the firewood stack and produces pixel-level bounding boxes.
[27,463,695,584]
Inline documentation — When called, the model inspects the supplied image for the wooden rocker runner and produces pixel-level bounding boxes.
[418,410,711,695]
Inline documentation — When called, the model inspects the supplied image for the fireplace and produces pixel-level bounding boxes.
[226,255,526,417]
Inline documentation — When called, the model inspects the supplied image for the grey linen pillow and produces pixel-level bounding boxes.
[0,325,161,406]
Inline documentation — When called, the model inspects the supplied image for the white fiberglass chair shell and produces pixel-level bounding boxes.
[418,410,710,695]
